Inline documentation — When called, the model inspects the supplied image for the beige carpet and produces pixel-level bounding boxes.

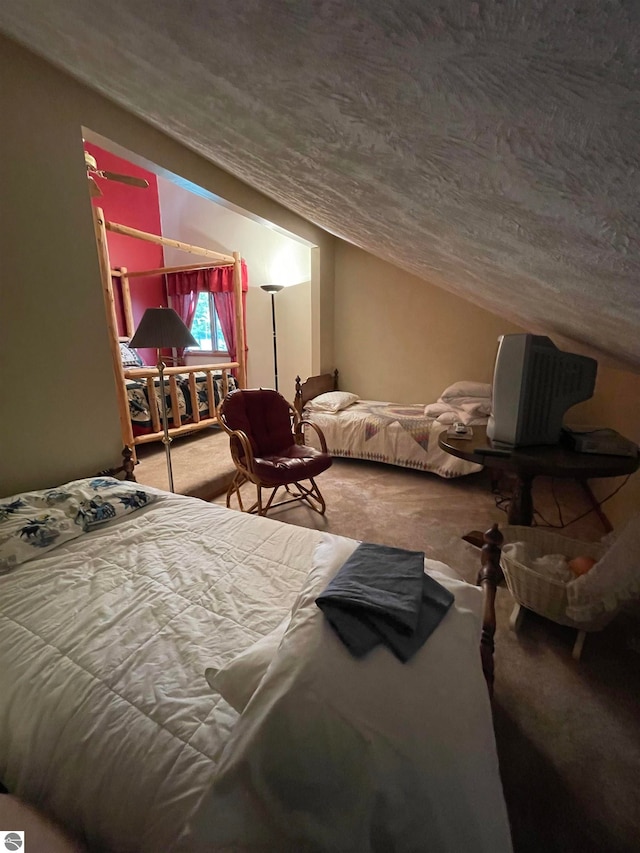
[132,427,235,500]
[137,431,640,853]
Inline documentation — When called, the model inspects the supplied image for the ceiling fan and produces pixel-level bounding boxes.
[85,151,150,198]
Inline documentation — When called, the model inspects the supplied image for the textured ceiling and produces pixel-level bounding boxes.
[3,1,640,369]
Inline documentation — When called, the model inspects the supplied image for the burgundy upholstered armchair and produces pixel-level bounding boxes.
[219,388,332,517]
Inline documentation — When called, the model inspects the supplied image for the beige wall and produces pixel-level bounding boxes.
[276,282,313,400]
[1,40,121,493]
[239,282,312,399]
[334,244,525,402]
[157,177,313,395]
[571,368,640,529]
[0,35,333,495]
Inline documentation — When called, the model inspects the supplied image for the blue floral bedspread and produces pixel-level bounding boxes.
[126,372,238,435]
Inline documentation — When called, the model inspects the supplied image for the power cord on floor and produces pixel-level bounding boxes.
[490,474,632,529]
[491,486,511,517]
[531,477,564,528]
[541,475,631,530]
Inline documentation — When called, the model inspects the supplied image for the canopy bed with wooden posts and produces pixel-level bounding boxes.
[92,207,248,461]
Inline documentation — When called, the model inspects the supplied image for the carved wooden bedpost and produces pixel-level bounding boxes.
[120,447,136,481]
[294,376,302,416]
[232,252,247,389]
[478,523,504,698]
[98,447,137,482]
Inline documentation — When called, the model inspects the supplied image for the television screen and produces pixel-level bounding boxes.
[487,334,597,448]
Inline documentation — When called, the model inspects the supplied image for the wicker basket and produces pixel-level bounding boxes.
[500,526,609,631]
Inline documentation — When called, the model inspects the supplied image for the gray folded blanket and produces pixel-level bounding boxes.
[315,542,454,662]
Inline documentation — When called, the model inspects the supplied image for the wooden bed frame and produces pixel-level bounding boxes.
[92,207,247,461]
[294,370,339,415]
[476,523,504,698]
[120,335,238,455]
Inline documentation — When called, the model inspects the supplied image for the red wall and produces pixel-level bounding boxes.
[86,142,165,365]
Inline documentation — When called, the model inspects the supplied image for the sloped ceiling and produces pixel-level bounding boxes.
[2,1,640,369]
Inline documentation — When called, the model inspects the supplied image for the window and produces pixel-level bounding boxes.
[188,292,228,354]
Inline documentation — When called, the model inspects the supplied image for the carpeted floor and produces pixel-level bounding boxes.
[136,430,640,853]
[133,426,235,500]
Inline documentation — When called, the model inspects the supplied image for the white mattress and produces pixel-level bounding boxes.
[0,488,510,852]
[304,400,484,477]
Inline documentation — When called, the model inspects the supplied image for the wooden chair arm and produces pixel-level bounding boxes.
[227,428,257,475]
[297,419,329,453]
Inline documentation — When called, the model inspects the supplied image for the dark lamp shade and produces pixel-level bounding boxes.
[129,307,198,349]
[260,284,284,294]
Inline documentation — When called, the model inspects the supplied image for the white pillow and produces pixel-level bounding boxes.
[305,390,359,413]
[439,381,492,402]
[460,399,492,417]
[205,616,290,712]
[190,535,511,853]
[0,492,83,574]
[0,477,157,573]
[439,410,490,427]
[438,396,492,415]
[424,402,452,418]
[60,477,158,531]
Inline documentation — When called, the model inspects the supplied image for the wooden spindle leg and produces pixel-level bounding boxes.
[96,446,137,482]
[121,447,136,481]
[478,522,504,698]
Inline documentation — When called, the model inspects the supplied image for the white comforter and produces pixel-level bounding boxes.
[0,489,510,852]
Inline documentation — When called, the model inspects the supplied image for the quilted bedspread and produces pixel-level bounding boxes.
[126,373,238,436]
[304,400,484,477]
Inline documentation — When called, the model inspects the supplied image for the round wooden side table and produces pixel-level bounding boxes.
[438,426,639,526]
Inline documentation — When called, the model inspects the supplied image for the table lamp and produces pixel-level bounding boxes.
[129,307,198,492]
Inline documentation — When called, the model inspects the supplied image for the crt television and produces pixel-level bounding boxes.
[486,334,597,448]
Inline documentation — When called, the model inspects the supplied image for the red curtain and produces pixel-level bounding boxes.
[212,291,249,372]
[165,262,249,369]
[169,291,199,360]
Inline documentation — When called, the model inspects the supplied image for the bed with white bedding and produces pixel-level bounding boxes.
[0,477,512,852]
[294,373,492,478]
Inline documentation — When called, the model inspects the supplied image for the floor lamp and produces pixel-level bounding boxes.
[129,307,198,493]
[260,284,284,390]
